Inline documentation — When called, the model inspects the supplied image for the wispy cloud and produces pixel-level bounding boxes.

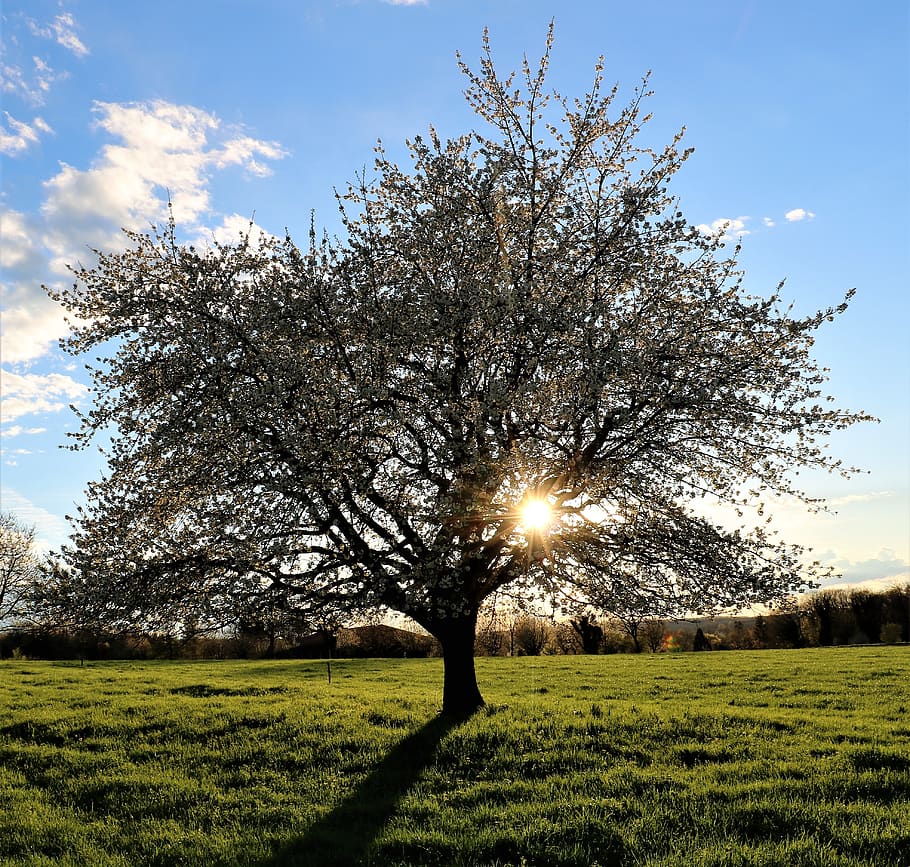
[26,11,89,58]
[1,55,68,106]
[785,207,815,222]
[213,136,288,178]
[0,112,52,156]
[0,487,73,552]
[0,426,48,438]
[0,11,75,155]
[827,491,895,508]
[381,0,429,5]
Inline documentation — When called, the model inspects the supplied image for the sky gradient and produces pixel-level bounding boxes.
[1,1,908,593]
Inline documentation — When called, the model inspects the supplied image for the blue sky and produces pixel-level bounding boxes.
[1,0,908,592]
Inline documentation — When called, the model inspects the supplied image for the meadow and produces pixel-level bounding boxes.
[1,648,908,866]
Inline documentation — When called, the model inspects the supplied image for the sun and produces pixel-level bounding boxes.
[520,498,553,533]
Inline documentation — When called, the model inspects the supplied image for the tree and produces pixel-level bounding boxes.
[640,618,668,654]
[0,512,40,626]
[512,614,552,656]
[692,627,711,651]
[802,589,848,646]
[751,615,769,648]
[848,588,882,644]
[46,28,868,714]
[766,596,806,648]
[474,597,507,655]
[570,613,603,654]
[581,562,689,652]
[881,584,910,642]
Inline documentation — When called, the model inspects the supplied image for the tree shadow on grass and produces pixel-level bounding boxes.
[256,711,469,867]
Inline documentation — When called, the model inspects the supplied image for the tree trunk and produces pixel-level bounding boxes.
[432,613,484,717]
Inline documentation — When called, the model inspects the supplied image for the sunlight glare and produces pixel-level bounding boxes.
[521,498,552,532]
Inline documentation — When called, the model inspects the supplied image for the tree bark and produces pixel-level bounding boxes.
[432,612,484,717]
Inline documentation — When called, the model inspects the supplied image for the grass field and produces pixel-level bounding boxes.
[1,648,908,866]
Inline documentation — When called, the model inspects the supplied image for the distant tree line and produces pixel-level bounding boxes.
[469,584,909,656]
[0,621,433,662]
[2,583,906,661]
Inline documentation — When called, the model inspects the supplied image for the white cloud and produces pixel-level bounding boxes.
[0,57,64,106]
[0,210,46,275]
[1,208,71,358]
[213,136,287,177]
[0,295,70,363]
[762,217,775,228]
[0,426,47,438]
[26,12,89,58]
[39,101,288,245]
[52,13,89,57]
[827,491,895,508]
[1,64,30,100]
[817,548,909,587]
[200,213,279,248]
[0,369,88,422]
[1,9,81,108]
[785,207,815,222]
[0,112,52,155]
[815,574,910,594]
[381,0,429,5]
[0,100,287,364]
[695,216,751,242]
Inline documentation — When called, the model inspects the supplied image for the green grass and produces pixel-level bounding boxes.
[1,648,908,866]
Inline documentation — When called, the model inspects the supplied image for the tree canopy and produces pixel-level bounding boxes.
[45,29,869,713]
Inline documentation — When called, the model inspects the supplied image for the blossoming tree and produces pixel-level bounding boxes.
[47,30,868,714]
